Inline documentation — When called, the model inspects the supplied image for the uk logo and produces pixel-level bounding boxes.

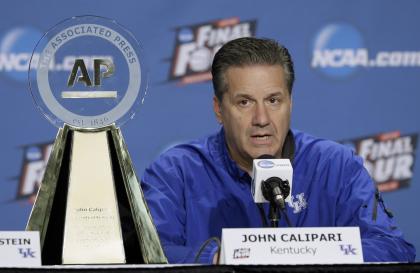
[339,244,357,255]
[18,248,36,258]
[288,193,307,214]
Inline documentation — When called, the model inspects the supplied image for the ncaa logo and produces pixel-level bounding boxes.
[178,28,194,43]
[311,23,366,77]
[0,27,43,82]
[257,160,275,168]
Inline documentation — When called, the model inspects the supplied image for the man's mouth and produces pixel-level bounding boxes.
[250,134,272,144]
[253,135,269,140]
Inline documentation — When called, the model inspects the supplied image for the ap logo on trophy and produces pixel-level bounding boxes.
[67,58,114,88]
[29,17,146,129]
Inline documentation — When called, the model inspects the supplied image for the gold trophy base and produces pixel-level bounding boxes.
[26,124,167,265]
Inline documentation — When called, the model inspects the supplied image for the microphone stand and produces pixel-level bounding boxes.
[269,202,280,227]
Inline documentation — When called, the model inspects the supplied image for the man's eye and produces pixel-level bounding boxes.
[269,98,280,104]
[239,99,250,106]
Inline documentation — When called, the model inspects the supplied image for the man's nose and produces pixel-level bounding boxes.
[252,103,270,127]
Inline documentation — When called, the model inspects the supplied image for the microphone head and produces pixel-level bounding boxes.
[261,177,291,202]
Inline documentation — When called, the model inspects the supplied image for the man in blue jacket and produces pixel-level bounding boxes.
[141,37,415,264]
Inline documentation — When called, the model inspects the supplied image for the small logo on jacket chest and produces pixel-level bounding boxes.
[287,193,307,214]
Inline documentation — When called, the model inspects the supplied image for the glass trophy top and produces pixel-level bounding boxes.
[29,16,147,129]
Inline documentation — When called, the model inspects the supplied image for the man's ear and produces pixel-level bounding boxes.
[213,96,223,124]
[290,95,293,112]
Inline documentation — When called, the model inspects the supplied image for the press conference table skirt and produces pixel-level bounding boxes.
[1,263,420,273]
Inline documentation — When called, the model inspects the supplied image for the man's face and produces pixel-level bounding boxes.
[213,64,292,172]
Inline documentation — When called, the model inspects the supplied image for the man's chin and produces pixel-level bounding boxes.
[251,150,278,160]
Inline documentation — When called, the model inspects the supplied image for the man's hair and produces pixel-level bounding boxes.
[211,37,295,101]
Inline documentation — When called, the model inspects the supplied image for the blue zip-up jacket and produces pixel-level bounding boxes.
[141,128,415,264]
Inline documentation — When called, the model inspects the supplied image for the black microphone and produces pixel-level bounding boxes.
[261,177,290,210]
[252,154,293,227]
[252,154,292,210]
[258,154,290,210]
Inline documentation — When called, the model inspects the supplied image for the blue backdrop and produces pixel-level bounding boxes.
[1,0,419,261]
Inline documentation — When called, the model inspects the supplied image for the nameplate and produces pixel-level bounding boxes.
[0,231,41,266]
[220,227,363,264]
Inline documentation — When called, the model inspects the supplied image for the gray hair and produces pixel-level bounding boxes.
[211,37,295,101]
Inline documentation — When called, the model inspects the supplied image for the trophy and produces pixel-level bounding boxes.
[26,16,167,265]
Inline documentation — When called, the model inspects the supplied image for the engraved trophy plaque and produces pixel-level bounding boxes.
[26,16,167,265]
